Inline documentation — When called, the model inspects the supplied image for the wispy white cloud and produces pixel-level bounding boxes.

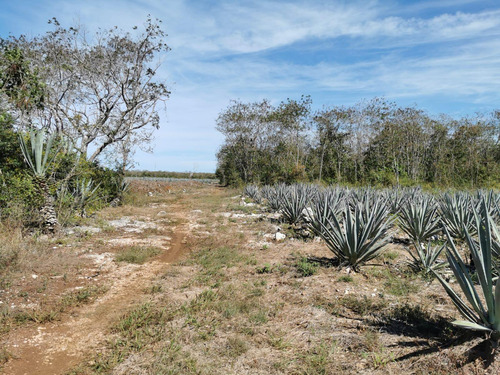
[166,1,500,56]
[1,0,499,171]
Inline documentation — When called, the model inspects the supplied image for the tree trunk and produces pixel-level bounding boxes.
[36,177,59,233]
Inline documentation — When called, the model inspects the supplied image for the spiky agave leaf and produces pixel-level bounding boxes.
[307,187,346,236]
[398,196,442,244]
[439,192,476,240]
[386,188,407,215]
[407,241,447,273]
[318,197,392,270]
[72,178,102,216]
[265,183,288,212]
[19,130,58,177]
[279,184,311,224]
[243,184,261,203]
[433,198,500,336]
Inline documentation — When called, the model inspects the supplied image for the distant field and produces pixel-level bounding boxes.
[125,170,216,180]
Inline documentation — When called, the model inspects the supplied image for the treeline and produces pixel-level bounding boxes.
[125,170,216,180]
[215,97,500,188]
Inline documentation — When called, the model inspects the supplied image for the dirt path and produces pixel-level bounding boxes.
[2,204,192,375]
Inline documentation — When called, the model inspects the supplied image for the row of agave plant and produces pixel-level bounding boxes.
[243,184,500,340]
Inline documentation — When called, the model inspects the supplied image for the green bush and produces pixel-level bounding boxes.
[0,172,41,225]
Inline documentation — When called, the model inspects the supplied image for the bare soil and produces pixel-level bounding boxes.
[1,181,200,375]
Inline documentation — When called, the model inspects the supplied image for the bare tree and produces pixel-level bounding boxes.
[4,16,169,165]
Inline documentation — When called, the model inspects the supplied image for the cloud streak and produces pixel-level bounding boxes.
[1,0,499,172]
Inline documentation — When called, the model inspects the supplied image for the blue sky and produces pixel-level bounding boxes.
[1,0,499,172]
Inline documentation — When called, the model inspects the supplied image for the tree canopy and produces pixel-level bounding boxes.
[1,16,169,165]
[216,97,500,188]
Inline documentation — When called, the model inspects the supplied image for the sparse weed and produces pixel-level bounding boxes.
[337,275,353,283]
[337,295,388,316]
[224,336,249,357]
[383,273,419,296]
[294,256,319,277]
[115,246,161,264]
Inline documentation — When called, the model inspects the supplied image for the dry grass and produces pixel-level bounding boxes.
[65,181,500,374]
[4,180,500,374]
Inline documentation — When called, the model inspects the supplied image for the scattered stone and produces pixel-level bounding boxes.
[107,217,158,233]
[275,232,286,241]
[157,210,168,217]
[109,197,121,207]
[266,212,282,222]
[302,207,314,222]
[64,226,102,235]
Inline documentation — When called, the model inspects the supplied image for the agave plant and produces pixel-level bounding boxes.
[243,184,261,203]
[19,130,58,178]
[439,192,476,240]
[397,194,446,272]
[475,190,500,225]
[433,199,500,339]
[407,241,447,273]
[384,188,407,215]
[317,197,392,270]
[72,178,101,217]
[399,196,442,244]
[19,130,60,232]
[279,184,311,224]
[307,187,346,236]
[349,190,390,234]
[265,183,287,212]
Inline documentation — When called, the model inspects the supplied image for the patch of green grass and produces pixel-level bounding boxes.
[256,263,273,273]
[383,274,419,296]
[0,285,107,335]
[364,348,395,369]
[71,303,174,373]
[267,330,291,350]
[62,285,108,307]
[150,284,163,293]
[337,275,353,283]
[256,262,286,274]
[0,346,11,368]
[148,339,199,374]
[249,309,269,324]
[294,256,319,277]
[247,286,265,298]
[359,330,395,369]
[229,204,256,215]
[115,246,161,264]
[284,341,337,375]
[190,246,247,285]
[383,251,399,261]
[13,309,59,324]
[224,336,249,357]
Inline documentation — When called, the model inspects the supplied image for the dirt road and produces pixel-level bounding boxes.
[2,184,197,375]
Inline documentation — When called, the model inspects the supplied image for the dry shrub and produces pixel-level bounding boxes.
[0,223,28,273]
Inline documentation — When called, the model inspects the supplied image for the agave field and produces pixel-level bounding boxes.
[244,184,500,339]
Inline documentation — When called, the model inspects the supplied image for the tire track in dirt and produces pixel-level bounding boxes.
[2,214,191,375]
